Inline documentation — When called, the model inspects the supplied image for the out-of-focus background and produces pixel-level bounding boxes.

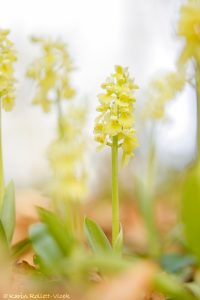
[0,0,196,187]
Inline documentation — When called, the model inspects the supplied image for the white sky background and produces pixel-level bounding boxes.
[0,0,196,186]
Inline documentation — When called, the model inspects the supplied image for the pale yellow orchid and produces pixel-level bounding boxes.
[94,65,139,165]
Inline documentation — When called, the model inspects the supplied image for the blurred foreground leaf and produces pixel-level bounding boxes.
[160,253,196,273]
[84,217,112,255]
[187,283,200,299]
[0,219,9,251]
[0,181,15,243]
[11,238,31,260]
[154,272,197,300]
[29,223,65,274]
[182,167,200,263]
[37,207,74,256]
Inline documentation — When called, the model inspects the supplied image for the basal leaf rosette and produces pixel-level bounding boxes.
[27,37,75,112]
[0,30,17,111]
[94,65,139,165]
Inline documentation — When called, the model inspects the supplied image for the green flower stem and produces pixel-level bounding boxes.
[72,200,84,241]
[55,91,65,138]
[137,123,160,258]
[111,135,119,249]
[145,124,160,257]
[141,189,160,258]
[196,63,200,163]
[146,123,156,194]
[0,103,4,208]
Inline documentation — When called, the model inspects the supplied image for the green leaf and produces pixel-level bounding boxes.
[186,283,200,299]
[0,181,16,243]
[154,272,197,300]
[84,217,112,255]
[11,238,31,260]
[160,253,196,273]
[113,225,123,255]
[0,219,9,253]
[37,207,73,256]
[182,168,200,264]
[29,223,64,273]
[75,253,131,276]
